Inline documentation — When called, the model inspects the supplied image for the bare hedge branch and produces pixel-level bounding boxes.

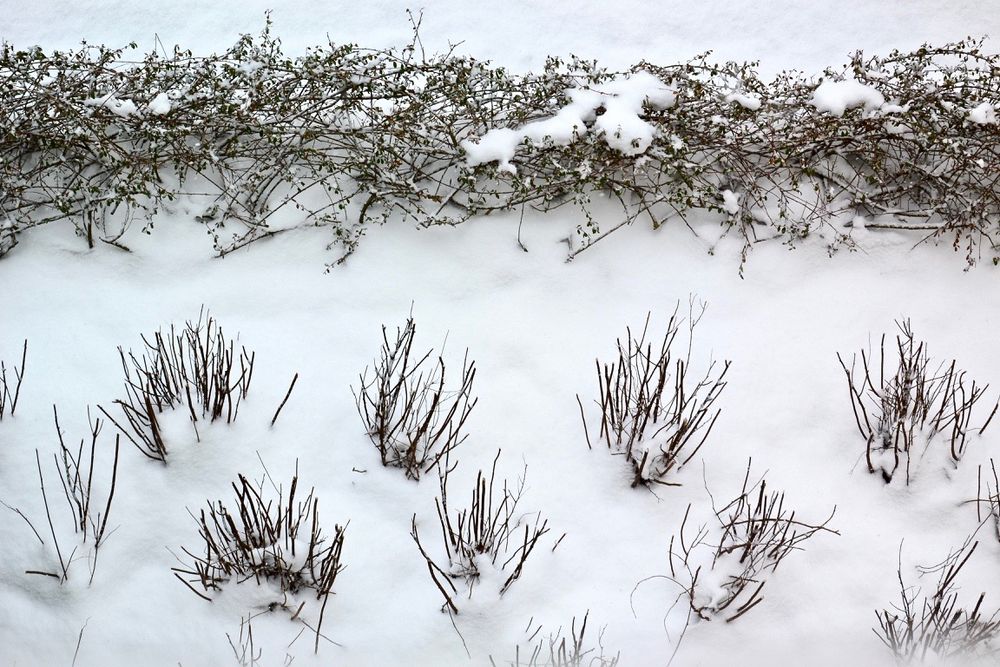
[172,468,347,654]
[411,452,551,614]
[0,339,27,419]
[25,405,120,584]
[1,20,999,267]
[491,612,620,667]
[974,459,1000,544]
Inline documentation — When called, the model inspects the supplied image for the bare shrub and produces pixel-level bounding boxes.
[172,468,346,653]
[0,339,27,420]
[491,612,620,667]
[354,316,477,480]
[578,301,729,487]
[228,615,263,667]
[411,452,552,614]
[100,311,255,462]
[667,460,838,623]
[20,406,120,584]
[838,320,997,484]
[875,539,1000,663]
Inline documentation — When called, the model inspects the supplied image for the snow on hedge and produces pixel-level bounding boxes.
[82,93,139,118]
[462,71,676,173]
[146,92,172,115]
[969,101,998,125]
[809,78,885,116]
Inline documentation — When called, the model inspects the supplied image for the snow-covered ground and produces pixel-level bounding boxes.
[3,3,1000,666]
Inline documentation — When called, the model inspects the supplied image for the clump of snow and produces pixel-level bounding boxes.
[605,70,678,110]
[147,92,172,115]
[721,189,740,215]
[868,444,896,481]
[968,102,998,125]
[595,102,655,155]
[879,102,907,114]
[83,93,139,118]
[521,96,595,146]
[810,79,885,116]
[724,91,762,111]
[462,127,520,174]
[462,71,676,171]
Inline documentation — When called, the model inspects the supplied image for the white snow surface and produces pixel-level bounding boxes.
[2,197,1000,667]
[2,0,998,77]
[3,3,1000,667]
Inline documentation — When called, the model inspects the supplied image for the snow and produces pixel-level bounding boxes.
[3,189,1000,667]
[4,3,1000,667]
[147,92,172,116]
[724,91,762,111]
[721,189,740,215]
[594,73,675,156]
[849,215,869,239]
[968,101,998,125]
[462,72,674,170]
[810,79,885,116]
[83,94,139,118]
[3,0,999,77]
[521,104,591,146]
[461,127,520,174]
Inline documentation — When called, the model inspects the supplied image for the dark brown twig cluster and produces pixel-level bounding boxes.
[491,612,620,667]
[579,301,729,487]
[26,405,120,584]
[668,460,838,623]
[875,539,1000,663]
[0,339,27,420]
[172,469,347,654]
[411,452,551,614]
[354,316,477,480]
[99,312,255,462]
[838,319,998,484]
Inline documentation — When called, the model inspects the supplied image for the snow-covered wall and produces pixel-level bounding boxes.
[2,0,997,75]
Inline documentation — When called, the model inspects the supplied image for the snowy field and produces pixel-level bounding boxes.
[3,2,1000,666]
